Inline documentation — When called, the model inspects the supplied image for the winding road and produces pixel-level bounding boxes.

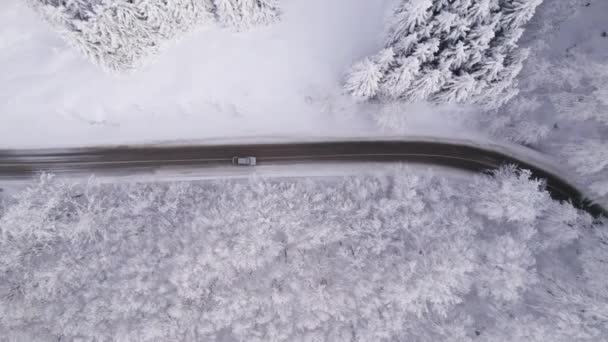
[0,140,605,217]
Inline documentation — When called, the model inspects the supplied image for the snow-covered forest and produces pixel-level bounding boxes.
[28,0,280,71]
[0,168,606,341]
[497,0,608,202]
[1,2,607,339]
[343,0,608,205]
[344,0,542,108]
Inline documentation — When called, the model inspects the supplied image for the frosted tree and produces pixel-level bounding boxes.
[501,0,544,28]
[386,0,434,44]
[485,96,550,144]
[434,73,478,102]
[379,56,421,99]
[580,223,608,297]
[28,0,216,72]
[534,200,587,251]
[475,234,537,302]
[405,68,447,101]
[1,167,604,341]
[470,165,550,223]
[522,224,608,341]
[344,49,394,100]
[345,0,544,110]
[214,0,280,30]
[28,0,280,72]
[343,58,383,100]
[481,313,601,341]
[562,140,608,175]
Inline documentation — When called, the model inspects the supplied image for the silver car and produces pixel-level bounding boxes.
[232,156,257,166]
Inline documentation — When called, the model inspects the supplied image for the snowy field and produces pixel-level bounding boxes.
[1,166,606,341]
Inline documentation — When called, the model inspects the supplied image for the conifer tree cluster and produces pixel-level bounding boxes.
[345,0,543,109]
[29,0,280,72]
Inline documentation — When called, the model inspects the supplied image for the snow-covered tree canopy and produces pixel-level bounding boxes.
[345,0,543,109]
[0,167,606,341]
[28,0,280,72]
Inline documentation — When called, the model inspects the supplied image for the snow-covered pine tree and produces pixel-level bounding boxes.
[346,0,543,109]
[214,0,280,30]
[344,58,384,100]
[29,0,216,72]
[501,0,544,28]
[406,67,447,101]
[344,48,394,100]
[29,0,281,72]
[380,56,421,99]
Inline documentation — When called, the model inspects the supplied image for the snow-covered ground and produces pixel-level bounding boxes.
[1,166,606,341]
[0,0,486,148]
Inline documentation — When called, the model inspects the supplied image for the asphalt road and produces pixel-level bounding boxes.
[0,141,605,217]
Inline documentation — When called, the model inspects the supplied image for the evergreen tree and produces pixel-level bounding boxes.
[380,56,421,100]
[405,67,446,101]
[435,73,478,102]
[501,0,544,28]
[28,0,280,72]
[344,58,383,100]
[346,0,544,109]
[344,49,395,100]
[214,0,280,29]
[1,167,604,340]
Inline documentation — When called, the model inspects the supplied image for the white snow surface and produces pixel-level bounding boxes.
[0,0,486,148]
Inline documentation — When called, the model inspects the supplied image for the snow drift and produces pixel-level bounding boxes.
[28,0,280,72]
